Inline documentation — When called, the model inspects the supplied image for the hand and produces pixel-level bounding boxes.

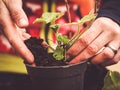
[67,17,120,66]
[0,0,34,64]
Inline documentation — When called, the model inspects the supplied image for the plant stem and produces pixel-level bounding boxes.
[94,0,100,13]
[64,0,72,39]
[64,0,71,23]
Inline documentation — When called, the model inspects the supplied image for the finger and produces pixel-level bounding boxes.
[100,60,116,67]
[67,20,102,58]
[113,48,120,63]
[69,31,111,64]
[91,47,115,65]
[0,1,34,64]
[3,0,28,28]
[103,48,120,66]
[16,27,31,40]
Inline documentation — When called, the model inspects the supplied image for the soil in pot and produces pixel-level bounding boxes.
[24,37,67,66]
[24,37,87,90]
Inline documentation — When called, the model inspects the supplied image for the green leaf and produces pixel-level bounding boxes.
[78,14,96,25]
[68,14,96,48]
[57,35,69,44]
[34,12,63,24]
[102,71,120,90]
[53,46,64,60]
[50,24,61,33]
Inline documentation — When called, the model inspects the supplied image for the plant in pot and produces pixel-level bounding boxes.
[24,0,96,90]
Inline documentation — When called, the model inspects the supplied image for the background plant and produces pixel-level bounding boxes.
[102,71,120,90]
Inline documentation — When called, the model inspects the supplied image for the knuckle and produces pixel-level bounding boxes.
[87,45,98,55]
[2,0,7,3]
[109,28,119,36]
[78,37,89,46]
[11,10,23,21]
[67,49,77,56]
[103,49,113,58]
[113,29,120,36]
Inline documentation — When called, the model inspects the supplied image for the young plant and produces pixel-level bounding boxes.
[34,12,96,62]
[33,0,98,62]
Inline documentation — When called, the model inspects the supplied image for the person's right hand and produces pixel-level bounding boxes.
[0,0,34,65]
[67,17,120,66]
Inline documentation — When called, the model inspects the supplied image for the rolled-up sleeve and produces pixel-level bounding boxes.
[97,0,120,25]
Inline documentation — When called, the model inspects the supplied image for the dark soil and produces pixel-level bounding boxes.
[24,37,67,66]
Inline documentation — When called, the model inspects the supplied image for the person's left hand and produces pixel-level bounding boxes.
[67,17,120,66]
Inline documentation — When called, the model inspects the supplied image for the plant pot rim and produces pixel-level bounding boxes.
[25,60,87,69]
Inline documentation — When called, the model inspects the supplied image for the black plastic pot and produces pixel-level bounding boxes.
[25,61,87,90]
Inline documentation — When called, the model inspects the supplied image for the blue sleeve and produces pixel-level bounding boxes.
[97,0,120,25]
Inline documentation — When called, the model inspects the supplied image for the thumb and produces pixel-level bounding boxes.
[3,0,28,28]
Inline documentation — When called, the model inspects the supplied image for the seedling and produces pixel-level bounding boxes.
[33,0,97,62]
[34,12,96,62]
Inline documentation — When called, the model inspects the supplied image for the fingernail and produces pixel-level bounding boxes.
[18,18,28,27]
